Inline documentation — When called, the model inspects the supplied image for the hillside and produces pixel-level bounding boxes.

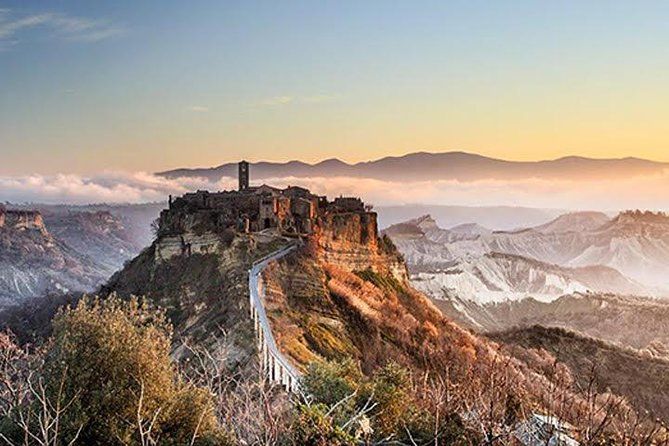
[533,211,610,234]
[385,212,667,316]
[0,208,101,306]
[0,206,150,308]
[376,204,565,230]
[43,210,143,272]
[478,293,669,357]
[412,252,646,305]
[490,325,669,421]
[12,202,164,249]
[96,187,669,440]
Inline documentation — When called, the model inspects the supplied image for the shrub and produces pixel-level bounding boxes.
[301,358,361,408]
[286,403,356,446]
[41,295,225,445]
[363,361,413,438]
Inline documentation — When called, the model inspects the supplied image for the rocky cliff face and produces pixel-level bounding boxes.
[0,210,94,306]
[385,212,667,334]
[105,205,407,372]
[0,209,49,235]
[104,234,280,366]
[313,211,407,282]
[0,209,147,307]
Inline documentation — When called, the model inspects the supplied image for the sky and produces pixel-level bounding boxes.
[1,0,669,176]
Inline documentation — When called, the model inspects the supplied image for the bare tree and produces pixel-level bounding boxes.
[0,332,31,419]
[0,369,82,446]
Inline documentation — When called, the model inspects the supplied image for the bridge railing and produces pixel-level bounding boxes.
[248,244,302,393]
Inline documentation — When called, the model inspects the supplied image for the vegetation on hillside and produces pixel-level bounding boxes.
[0,297,230,445]
[490,325,669,423]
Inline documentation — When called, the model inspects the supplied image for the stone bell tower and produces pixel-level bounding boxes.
[238,160,249,191]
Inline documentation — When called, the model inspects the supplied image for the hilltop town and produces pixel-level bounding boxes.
[159,161,370,237]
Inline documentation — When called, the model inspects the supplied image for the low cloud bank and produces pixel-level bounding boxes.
[1,171,669,211]
[0,172,231,205]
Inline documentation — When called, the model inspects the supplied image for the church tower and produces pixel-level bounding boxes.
[238,160,249,191]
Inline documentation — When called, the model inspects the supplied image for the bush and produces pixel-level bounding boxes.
[41,295,225,445]
[363,361,413,438]
[286,403,356,446]
[301,358,361,408]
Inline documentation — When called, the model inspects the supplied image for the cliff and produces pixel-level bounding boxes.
[0,208,49,236]
[0,209,96,306]
[313,211,407,282]
[0,208,147,307]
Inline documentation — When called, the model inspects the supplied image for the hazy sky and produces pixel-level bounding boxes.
[2,0,669,175]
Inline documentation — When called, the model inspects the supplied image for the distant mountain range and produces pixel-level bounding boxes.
[158,151,668,182]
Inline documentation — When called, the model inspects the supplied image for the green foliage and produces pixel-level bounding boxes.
[42,295,225,445]
[363,361,413,438]
[354,267,404,294]
[405,411,480,446]
[301,358,361,408]
[299,359,484,444]
[300,359,415,442]
[286,404,356,446]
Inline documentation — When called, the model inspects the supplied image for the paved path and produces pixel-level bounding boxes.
[248,243,301,393]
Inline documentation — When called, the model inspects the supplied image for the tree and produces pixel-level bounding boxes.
[301,359,361,409]
[39,296,227,445]
[362,361,412,439]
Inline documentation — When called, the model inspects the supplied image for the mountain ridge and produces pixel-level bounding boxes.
[157,151,669,182]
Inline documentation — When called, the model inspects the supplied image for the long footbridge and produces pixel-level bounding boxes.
[248,243,301,393]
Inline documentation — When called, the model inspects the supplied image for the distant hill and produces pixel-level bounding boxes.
[158,151,668,182]
[533,211,610,234]
[480,293,669,357]
[376,204,566,230]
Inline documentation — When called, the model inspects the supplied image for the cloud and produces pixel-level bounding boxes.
[187,105,209,112]
[2,170,669,212]
[0,9,124,48]
[259,96,294,107]
[0,172,229,205]
[253,94,336,107]
[301,94,337,104]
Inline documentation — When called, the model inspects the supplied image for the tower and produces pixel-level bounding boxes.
[238,160,249,191]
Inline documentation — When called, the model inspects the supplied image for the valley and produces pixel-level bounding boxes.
[385,210,669,360]
[0,204,157,308]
